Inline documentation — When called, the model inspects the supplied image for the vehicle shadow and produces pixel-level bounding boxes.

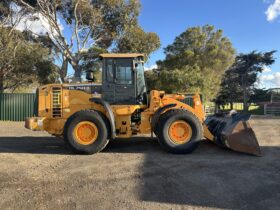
[103,137,164,153]
[0,136,70,155]
[0,135,253,155]
[0,136,163,155]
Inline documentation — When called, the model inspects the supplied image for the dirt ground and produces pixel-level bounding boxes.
[0,116,279,210]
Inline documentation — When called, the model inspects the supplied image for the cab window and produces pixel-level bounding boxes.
[116,59,133,85]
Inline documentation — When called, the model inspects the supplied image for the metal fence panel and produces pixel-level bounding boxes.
[0,93,36,121]
[264,104,280,116]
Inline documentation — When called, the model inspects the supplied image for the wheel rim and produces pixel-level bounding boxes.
[168,120,192,144]
[73,121,98,145]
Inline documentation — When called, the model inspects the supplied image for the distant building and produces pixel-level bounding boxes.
[269,88,280,103]
[264,88,280,115]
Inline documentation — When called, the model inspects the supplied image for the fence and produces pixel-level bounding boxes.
[264,104,280,116]
[205,106,216,115]
[0,93,37,121]
[2,93,273,121]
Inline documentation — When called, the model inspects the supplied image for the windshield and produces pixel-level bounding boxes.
[70,60,102,83]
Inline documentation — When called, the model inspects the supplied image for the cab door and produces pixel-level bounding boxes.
[102,58,136,104]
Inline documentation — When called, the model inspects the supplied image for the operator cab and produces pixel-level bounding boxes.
[99,53,147,105]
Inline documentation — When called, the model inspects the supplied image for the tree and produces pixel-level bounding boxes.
[250,88,270,103]
[0,1,58,92]
[17,0,143,81]
[1,0,27,36]
[29,33,70,82]
[0,27,57,92]
[216,51,276,111]
[159,66,202,93]
[236,51,275,111]
[215,65,243,109]
[36,60,59,84]
[156,25,235,101]
[115,26,160,60]
[145,69,160,91]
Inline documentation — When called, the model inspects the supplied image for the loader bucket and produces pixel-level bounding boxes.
[205,113,261,156]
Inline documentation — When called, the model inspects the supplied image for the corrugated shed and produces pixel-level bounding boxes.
[0,93,37,121]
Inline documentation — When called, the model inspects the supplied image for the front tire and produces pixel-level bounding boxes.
[64,110,109,154]
[157,109,203,154]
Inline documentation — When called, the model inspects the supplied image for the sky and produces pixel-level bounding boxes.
[16,0,280,88]
[138,0,280,88]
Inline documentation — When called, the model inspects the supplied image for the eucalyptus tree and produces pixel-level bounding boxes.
[156,25,236,101]
[18,0,160,81]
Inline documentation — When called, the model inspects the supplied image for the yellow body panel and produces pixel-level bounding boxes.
[26,84,207,139]
[111,105,142,138]
[161,95,205,122]
[112,105,142,116]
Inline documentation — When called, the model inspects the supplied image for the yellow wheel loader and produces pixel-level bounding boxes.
[25,54,261,156]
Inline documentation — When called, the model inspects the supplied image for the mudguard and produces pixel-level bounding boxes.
[90,98,116,139]
[151,104,177,133]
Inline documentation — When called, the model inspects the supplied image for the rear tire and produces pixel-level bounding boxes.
[64,110,109,154]
[157,109,203,154]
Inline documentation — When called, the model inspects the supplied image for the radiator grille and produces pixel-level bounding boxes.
[52,87,62,118]
[180,96,194,107]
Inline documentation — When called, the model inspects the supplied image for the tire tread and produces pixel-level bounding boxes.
[63,110,109,154]
[157,109,203,154]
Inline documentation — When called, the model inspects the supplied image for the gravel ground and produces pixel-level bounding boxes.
[0,116,279,210]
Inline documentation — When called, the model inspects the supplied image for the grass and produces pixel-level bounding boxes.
[248,105,264,115]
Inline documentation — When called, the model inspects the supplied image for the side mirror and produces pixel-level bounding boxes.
[86,70,95,82]
[133,60,138,71]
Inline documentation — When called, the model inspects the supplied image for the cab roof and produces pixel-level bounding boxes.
[99,53,144,59]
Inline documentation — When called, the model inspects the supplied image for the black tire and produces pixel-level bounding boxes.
[157,109,203,154]
[95,110,112,140]
[63,110,109,154]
